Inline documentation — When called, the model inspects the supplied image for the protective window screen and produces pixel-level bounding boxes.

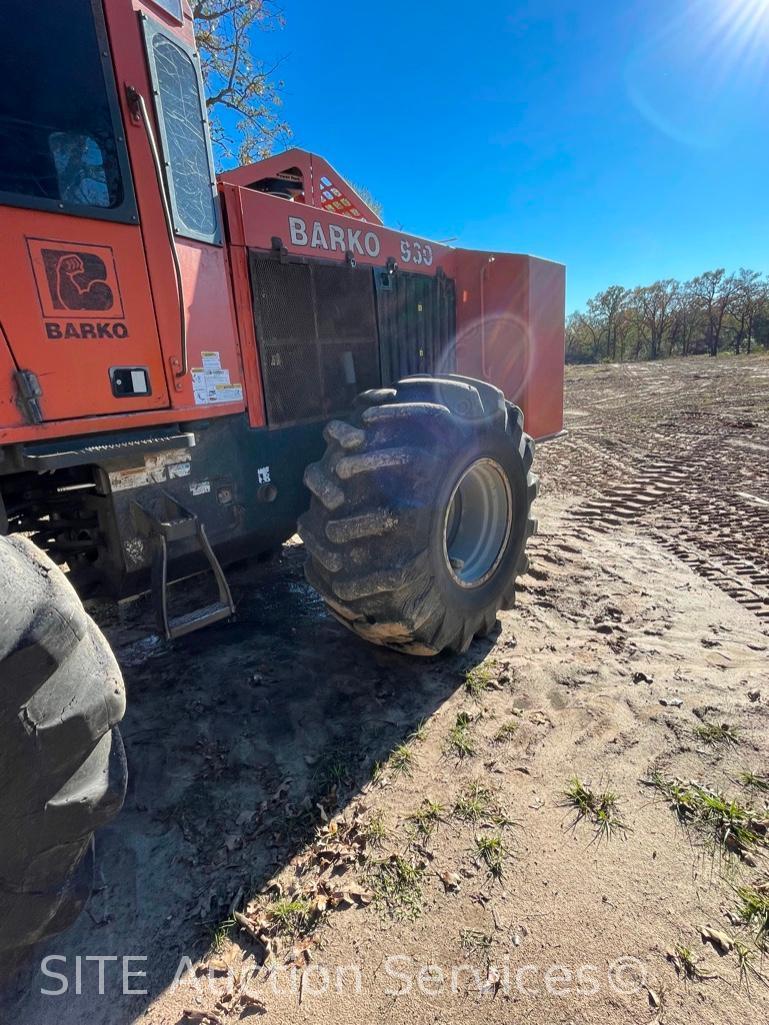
[250,255,382,426]
[0,0,126,214]
[146,25,219,242]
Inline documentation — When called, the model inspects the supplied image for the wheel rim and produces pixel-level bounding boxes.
[443,457,513,588]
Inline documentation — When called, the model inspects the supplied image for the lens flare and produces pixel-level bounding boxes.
[625,0,769,148]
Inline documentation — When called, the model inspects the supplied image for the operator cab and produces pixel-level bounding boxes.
[0,0,238,426]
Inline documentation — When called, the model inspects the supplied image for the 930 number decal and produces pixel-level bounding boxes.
[399,239,433,266]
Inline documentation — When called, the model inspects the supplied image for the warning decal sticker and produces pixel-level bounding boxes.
[108,449,191,492]
[192,351,244,406]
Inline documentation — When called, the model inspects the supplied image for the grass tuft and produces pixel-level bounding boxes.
[493,719,519,743]
[736,885,769,948]
[409,719,428,743]
[447,712,476,758]
[474,833,509,878]
[360,811,388,848]
[465,664,495,698]
[672,943,709,982]
[564,777,628,842]
[265,897,317,937]
[650,773,769,861]
[460,928,493,953]
[454,782,495,822]
[739,771,769,793]
[407,800,444,838]
[370,855,424,920]
[389,743,415,777]
[694,722,740,747]
[313,750,352,791]
[210,917,235,953]
[734,938,769,991]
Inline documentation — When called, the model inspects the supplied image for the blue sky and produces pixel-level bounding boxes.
[253,0,769,311]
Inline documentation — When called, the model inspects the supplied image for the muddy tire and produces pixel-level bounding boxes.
[298,375,537,655]
[0,535,127,973]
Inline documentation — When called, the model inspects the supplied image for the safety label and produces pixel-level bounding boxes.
[192,351,243,406]
[108,449,190,492]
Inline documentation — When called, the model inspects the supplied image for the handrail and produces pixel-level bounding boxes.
[125,85,188,380]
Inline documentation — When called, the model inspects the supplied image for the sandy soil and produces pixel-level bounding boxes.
[3,354,769,1025]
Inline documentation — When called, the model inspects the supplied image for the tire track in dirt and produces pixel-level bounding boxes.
[550,358,769,630]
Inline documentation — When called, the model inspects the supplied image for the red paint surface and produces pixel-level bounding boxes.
[220,149,384,226]
[0,0,564,444]
[448,250,565,439]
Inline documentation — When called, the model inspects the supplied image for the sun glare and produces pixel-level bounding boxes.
[625,0,769,148]
[718,0,769,53]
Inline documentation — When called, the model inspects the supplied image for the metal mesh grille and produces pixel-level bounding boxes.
[375,270,457,385]
[250,253,381,426]
[250,259,317,342]
[321,340,381,415]
[314,264,377,342]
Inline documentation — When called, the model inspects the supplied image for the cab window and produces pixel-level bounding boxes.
[0,0,135,221]
[142,20,221,244]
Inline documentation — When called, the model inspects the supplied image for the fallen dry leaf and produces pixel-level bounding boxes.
[233,911,259,938]
[181,1011,222,1025]
[351,885,374,903]
[439,870,461,891]
[478,966,502,997]
[238,992,267,1016]
[198,958,230,976]
[260,879,283,898]
[700,926,733,954]
[336,883,374,906]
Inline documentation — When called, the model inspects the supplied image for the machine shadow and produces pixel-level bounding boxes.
[3,541,500,1025]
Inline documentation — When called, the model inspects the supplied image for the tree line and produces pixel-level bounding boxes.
[567,269,769,364]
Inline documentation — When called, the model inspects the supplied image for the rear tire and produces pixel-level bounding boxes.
[298,375,537,655]
[0,536,127,976]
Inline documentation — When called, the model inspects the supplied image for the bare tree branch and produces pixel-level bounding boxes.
[193,0,290,168]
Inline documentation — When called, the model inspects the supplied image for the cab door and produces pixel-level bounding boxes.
[0,0,170,423]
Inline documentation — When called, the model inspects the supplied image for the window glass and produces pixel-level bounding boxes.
[50,134,111,208]
[149,31,219,241]
[0,0,126,213]
[154,0,184,20]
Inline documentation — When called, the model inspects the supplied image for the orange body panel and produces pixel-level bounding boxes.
[228,185,453,280]
[107,0,245,415]
[224,185,565,439]
[0,324,23,430]
[0,0,245,443]
[0,0,564,446]
[220,148,384,226]
[0,208,170,420]
[218,185,266,429]
[449,251,565,439]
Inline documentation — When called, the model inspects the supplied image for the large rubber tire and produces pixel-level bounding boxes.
[298,375,537,656]
[0,535,127,973]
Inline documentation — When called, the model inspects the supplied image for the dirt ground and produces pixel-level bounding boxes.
[3,354,769,1025]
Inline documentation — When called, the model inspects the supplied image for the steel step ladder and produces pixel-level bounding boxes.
[132,492,235,639]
